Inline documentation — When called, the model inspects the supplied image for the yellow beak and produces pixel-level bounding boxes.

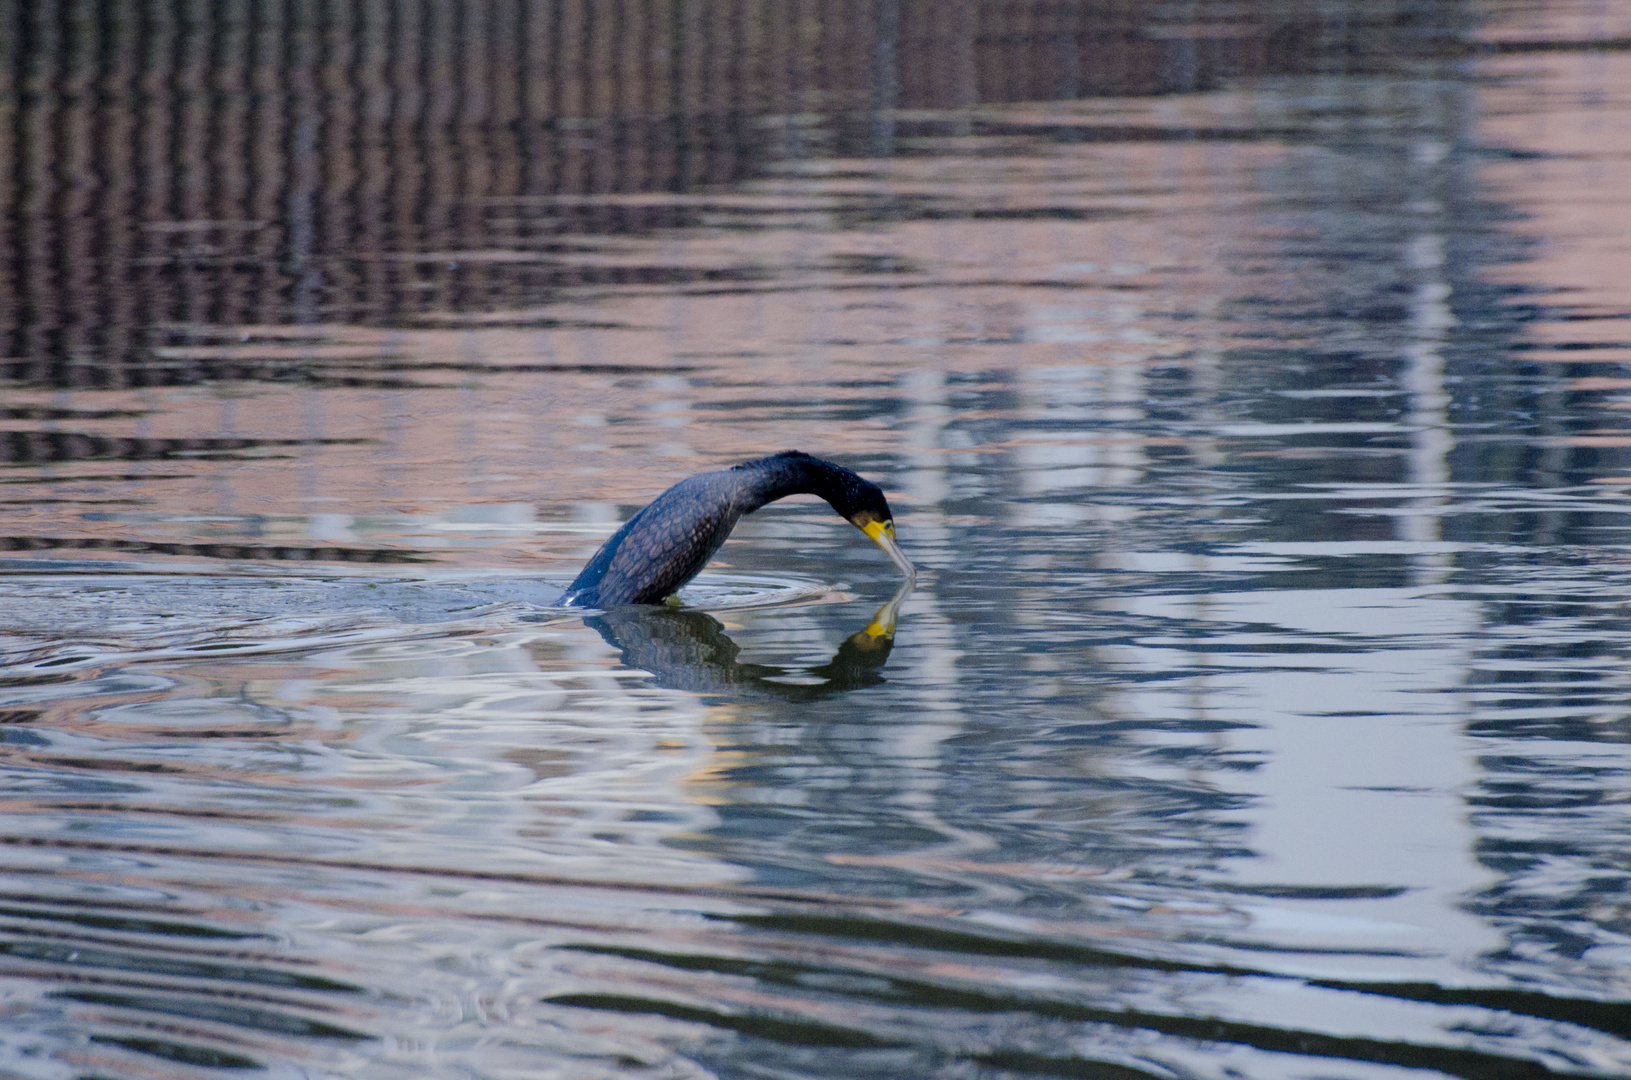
[861,519,916,581]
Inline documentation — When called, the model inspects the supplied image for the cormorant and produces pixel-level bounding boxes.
[563,450,914,607]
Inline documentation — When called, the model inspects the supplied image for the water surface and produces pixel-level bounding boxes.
[3,3,1631,1078]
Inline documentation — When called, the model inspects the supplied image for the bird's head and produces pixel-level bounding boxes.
[841,488,915,581]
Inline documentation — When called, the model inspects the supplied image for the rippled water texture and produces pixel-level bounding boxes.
[4,2,1631,1077]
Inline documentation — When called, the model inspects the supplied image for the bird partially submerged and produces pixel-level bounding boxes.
[563,450,915,607]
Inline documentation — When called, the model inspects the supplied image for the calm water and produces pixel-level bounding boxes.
[4,3,1631,1078]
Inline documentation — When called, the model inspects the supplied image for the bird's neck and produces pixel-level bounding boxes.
[739,455,854,516]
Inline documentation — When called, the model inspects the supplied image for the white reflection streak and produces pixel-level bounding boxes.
[1399,228,1456,585]
[1125,139,1499,963]
[1012,363,1146,519]
[1388,149,1496,952]
[1186,344,1225,763]
[647,374,693,460]
[893,367,978,854]
[1216,163,1495,965]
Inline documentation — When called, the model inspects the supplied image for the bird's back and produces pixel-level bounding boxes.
[564,471,745,606]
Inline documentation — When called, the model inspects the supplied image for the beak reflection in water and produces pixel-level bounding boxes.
[859,574,912,642]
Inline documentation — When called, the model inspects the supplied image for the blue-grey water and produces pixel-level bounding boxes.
[3,3,1631,1078]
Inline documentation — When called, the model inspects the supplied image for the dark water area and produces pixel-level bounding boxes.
[5,2,1631,1078]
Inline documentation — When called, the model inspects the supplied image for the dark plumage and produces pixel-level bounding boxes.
[563,450,914,607]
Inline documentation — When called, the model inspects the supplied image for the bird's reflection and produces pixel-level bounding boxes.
[583,581,912,701]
